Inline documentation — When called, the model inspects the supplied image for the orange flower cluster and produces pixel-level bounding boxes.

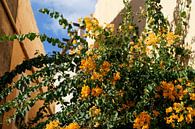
[165,102,195,127]
[84,17,99,32]
[165,32,179,45]
[145,32,159,46]
[113,71,121,81]
[90,61,112,82]
[80,57,96,73]
[45,121,80,129]
[91,71,103,81]
[64,122,80,129]
[45,120,59,129]
[92,86,103,97]
[190,93,195,100]
[81,85,91,98]
[112,71,121,85]
[159,81,188,101]
[81,85,103,98]
[100,61,111,76]
[133,112,151,129]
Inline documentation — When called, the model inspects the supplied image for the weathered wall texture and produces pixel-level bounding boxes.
[0,0,53,129]
[94,0,195,47]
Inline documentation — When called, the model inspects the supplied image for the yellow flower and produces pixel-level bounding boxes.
[81,85,90,98]
[91,71,102,81]
[186,113,192,124]
[72,40,77,45]
[65,122,80,129]
[92,86,103,97]
[177,114,184,122]
[133,112,151,129]
[45,120,59,129]
[171,113,179,119]
[128,25,134,30]
[100,61,111,75]
[142,124,149,129]
[166,32,179,45]
[187,106,193,112]
[190,93,195,100]
[166,107,173,114]
[84,17,99,31]
[113,71,121,81]
[80,57,96,72]
[166,116,173,124]
[161,81,176,101]
[186,82,191,86]
[106,23,114,32]
[145,32,159,46]
[89,106,101,117]
[173,102,183,113]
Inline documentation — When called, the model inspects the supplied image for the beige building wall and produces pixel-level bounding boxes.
[0,0,54,129]
[94,0,195,47]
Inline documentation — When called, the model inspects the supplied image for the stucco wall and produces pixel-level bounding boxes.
[94,0,195,46]
[0,0,52,129]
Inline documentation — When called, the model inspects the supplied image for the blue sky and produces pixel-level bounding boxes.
[30,0,96,54]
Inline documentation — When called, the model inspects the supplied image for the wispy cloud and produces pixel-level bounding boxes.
[31,0,96,34]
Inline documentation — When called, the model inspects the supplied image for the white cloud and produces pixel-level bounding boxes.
[31,0,97,34]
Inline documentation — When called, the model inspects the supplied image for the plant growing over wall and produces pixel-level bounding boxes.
[0,0,194,129]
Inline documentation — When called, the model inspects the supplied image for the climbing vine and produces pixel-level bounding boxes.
[0,0,194,129]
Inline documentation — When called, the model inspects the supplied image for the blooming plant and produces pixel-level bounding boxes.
[0,0,194,129]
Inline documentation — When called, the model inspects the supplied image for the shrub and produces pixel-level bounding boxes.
[0,0,194,129]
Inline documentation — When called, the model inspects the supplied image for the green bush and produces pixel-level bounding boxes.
[0,0,194,129]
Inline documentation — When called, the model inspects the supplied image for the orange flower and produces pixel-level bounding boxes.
[80,57,96,73]
[100,61,111,75]
[161,81,176,101]
[165,116,174,124]
[113,71,121,81]
[92,86,103,97]
[145,32,159,46]
[91,71,102,81]
[177,114,184,122]
[190,93,195,100]
[186,113,192,124]
[166,32,179,45]
[81,85,90,98]
[65,122,80,129]
[133,112,151,129]
[173,102,183,113]
[45,120,59,129]
[166,107,173,114]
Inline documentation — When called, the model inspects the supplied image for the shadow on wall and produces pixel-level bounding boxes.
[6,0,19,21]
[111,0,146,34]
[0,0,19,76]
[0,0,18,128]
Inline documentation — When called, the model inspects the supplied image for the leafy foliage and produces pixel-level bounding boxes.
[0,0,194,129]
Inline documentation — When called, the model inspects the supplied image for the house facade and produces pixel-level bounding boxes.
[0,0,54,129]
[94,0,195,55]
